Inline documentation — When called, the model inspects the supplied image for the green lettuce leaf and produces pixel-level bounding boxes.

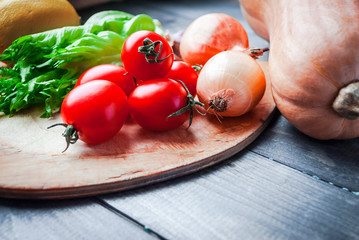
[0,11,162,118]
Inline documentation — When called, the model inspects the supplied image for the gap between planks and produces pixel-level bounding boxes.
[92,197,168,240]
[249,149,359,197]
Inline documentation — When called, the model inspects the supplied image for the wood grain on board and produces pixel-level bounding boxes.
[0,62,275,199]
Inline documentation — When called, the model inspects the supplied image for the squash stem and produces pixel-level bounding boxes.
[332,80,359,120]
[244,47,269,59]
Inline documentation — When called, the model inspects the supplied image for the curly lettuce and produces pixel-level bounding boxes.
[0,11,163,117]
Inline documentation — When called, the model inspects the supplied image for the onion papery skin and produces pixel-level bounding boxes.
[180,13,249,66]
[197,51,266,117]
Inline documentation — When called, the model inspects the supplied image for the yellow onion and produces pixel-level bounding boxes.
[197,50,266,117]
[180,13,249,66]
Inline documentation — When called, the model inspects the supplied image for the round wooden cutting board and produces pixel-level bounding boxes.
[0,62,276,199]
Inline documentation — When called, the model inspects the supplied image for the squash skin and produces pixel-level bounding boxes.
[239,0,359,139]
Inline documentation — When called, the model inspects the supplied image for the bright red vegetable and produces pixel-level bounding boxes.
[49,80,129,151]
[121,30,174,81]
[166,61,198,97]
[128,79,188,131]
[75,64,136,97]
[128,78,203,131]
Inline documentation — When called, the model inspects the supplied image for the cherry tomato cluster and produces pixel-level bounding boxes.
[122,30,203,131]
[50,30,204,152]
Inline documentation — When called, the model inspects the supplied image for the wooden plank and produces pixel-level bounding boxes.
[100,150,359,240]
[249,113,359,192]
[0,198,156,240]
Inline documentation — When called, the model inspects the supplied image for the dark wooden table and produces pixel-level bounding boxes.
[1,0,359,239]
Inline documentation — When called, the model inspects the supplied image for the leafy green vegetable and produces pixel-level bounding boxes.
[0,11,163,118]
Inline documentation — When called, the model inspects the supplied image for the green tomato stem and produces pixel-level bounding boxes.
[192,65,202,72]
[167,80,206,129]
[47,123,79,153]
[138,38,173,63]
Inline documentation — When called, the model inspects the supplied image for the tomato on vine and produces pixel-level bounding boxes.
[49,80,129,152]
[121,30,174,81]
[128,78,204,131]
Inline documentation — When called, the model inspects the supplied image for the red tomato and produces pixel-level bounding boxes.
[61,80,129,145]
[129,79,189,131]
[75,64,136,97]
[166,61,198,97]
[121,30,174,81]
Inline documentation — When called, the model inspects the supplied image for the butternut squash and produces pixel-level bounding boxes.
[239,0,359,139]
